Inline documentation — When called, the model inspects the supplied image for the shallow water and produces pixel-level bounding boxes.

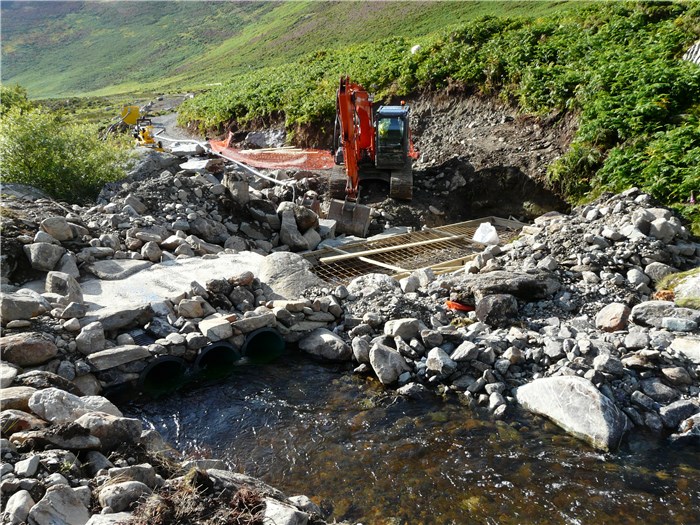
[125,352,700,525]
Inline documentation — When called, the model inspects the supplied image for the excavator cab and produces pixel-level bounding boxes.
[375,106,410,169]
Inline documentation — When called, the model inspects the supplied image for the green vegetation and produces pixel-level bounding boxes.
[179,1,700,226]
[0,86,131,203]
[2,1,577,98]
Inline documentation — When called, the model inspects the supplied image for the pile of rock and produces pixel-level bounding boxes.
[1,385,326,525]
[322,188,700,450]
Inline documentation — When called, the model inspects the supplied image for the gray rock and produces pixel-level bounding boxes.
[232,312,277,334]
[426,347,457,377]
[640,378,679,403]
[85,512,135,525]
[298,328,352,361]
[198,316,234,341]
[27,484,90,525]
[475,294,518,328]
[384,318,420,341]
[263,497,309,525]
[207,469,285,499]
[83,450,114,476]
[80,303,153,332]
[631,301,700,328]
[649,218,676,243]
[0,362,18,388]
[190,217,230,244]
[277,201,319,232]
[258,252,326,300]
[28,388,121,424]
[40,216,74,241]
[279,209,309,251]
[0,333,58,366]
[661,317,698,332]
[15,455,40,477]
[3,489,34,525]
[515,376,630,451]
[460,270,560,301]
[0,291,45,324]
[659,399,700,429]
[644,262,677,284]
[351,337,371,363]
[671,337,700,364]
[76,321,106,355]
[593,353,625,376]
[141,241,162,262]
[23,242,66,271]
[86,345,150,371]
[45,271,83,303]
[303,228,322,251]
[98,481,151,512]
[369,342,411,385]
[76,412,143,451]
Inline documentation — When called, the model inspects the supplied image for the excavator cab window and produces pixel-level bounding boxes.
[377,117,404,148]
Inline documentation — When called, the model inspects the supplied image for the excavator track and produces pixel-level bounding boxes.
[389,160,413,201]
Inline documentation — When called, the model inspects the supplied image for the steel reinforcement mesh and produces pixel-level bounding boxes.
[305,217,523,286]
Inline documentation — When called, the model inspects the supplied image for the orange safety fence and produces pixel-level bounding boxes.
[209,132,335,170]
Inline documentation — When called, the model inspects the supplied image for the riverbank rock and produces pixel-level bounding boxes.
[298,328,352,361]
[515,377,630,451]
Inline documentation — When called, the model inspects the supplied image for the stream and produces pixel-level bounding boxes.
[124,351,700,524]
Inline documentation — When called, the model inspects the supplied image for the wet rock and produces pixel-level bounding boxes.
[98,480,151,512]
[86,345,151,371]
[0,333,58,366]
[27,484,90,525]
[298,328,352,361]
[369,342,411,385]
[23,242,66,271]
[75,412,142,451]
[515,376,630,451]
[475,294,518,328]
[594,303,630,332]
[28,388,121,424]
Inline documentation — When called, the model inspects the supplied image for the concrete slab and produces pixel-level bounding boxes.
[80,252,264,316]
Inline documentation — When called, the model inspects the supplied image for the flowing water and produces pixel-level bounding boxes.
[125,352,700,525]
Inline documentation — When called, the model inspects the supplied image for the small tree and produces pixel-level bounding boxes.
[0,104,131,203]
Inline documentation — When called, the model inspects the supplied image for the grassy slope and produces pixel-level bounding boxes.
[2,1,577,98]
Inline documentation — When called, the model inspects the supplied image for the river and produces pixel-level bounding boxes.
[125,351,700,525]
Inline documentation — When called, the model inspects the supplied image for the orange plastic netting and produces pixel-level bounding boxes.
[210,135,335,170]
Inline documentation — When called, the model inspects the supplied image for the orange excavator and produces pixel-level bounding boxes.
[328,76,418,236]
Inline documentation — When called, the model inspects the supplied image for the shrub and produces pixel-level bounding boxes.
[0,106,131,203]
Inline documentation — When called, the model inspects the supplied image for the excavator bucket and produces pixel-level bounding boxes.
[120,106,140,126]
[327,199,372,237]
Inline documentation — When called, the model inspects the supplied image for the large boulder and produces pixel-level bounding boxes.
[23,242,66,271]
[0,290,48,324]
[0,333,58,366]
[458,270,560,301]
[475,294,519,328]
[27,485,90,525]
[45,271,83,303]
[75,412,142,451]
[28,388,121,424]
[258,252,326,300]
[515,376,630,451]
[298,328,352,361]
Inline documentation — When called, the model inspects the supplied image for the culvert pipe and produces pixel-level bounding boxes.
[241,328,285,364]
[193,341,241,380]
[139,356,188,397]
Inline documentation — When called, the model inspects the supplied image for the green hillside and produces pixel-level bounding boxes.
[2,1,577,98]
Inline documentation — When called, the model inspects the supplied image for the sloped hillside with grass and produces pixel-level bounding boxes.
[1,0,574,98]
[178,1,700,227]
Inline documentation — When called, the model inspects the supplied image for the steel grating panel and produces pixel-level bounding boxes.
[304,216,524,286]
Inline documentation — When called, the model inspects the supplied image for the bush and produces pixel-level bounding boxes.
[0,106,131,203]
[0,84,32,115]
